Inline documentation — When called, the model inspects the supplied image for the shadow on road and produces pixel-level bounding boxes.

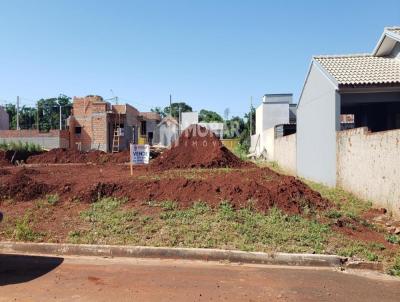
[0,254,64,286]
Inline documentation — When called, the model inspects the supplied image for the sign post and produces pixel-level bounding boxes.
[129,144,150,175]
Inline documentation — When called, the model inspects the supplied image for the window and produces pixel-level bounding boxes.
[75,126,82,135]
[140,121,146,136]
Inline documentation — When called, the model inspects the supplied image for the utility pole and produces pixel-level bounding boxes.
[16,96,20,130]
[59,105,62,130]
[169,94,172,117]
[36,101,39,131]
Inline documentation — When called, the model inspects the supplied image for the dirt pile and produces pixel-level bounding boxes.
[0,168,51,201]
[109,169,330,214]
[27,148,129,164]
[0,150,43,166]
[0,168,11,175]
[151,125,250,170]
[0,151,10,166]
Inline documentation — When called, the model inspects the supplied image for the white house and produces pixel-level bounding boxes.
[180,111,224,138]
[153,116,179,147]
[250,93,296,157]
[295,26,400,216]
[297,26,400,186]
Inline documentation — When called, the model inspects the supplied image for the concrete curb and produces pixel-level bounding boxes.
[345,261,384,272]
[0,241,347,268]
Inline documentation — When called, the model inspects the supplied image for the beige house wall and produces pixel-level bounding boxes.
[336,127,400,217]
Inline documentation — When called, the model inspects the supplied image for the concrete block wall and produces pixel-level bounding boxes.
[274,134,296,175]
[337,127,400,216]
[0,130,69,149]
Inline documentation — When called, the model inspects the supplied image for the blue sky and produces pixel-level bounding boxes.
[0,0,399,117]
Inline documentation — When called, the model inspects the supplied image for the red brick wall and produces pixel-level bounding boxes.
[70,96,109,151]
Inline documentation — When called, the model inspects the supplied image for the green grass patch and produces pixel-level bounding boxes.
[386,234,400,245]
[389,254,400,276]
[305,180,372,219]
[70,198,331,254]
[46,194,59,206]
[13,214,43,242]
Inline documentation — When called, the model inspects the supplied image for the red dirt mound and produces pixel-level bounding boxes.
[0,151,11,166]
[0,168,11,175]
[26,148,129,164]
[109,170,330,214]
[151,125,251,170]
[0,169,51,201]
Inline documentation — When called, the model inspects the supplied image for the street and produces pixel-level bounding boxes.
[0,254,399,301]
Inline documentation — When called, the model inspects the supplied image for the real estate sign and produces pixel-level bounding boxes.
[130,144,150,165]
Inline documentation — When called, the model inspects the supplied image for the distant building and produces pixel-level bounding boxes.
[153,116,179,147]
[180,111,224,138]
[250,93,296,157]
[139,112,162,145]
[0,106,9,130]
[68,95,158,152]
[180,112,199,130]
[255,94,295,135]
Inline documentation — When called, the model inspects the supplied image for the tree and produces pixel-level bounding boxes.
[37,94,72,131]
[224,116,245,139]
[150,107,166,119]
[164,102,192,120]
[5,104,17,129]
[5,94,72,131]
[198,109,223,123]
[151,102,192,120]
[238,106,256,151]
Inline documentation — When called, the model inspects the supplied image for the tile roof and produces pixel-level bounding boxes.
[314,55,400,86]
[140,112,161,121]
[386,27,400,37]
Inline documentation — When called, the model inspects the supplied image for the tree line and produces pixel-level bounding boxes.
[3,95,72,132]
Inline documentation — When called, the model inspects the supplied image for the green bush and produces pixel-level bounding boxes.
[389,255,400,276]
[0,140,42,152]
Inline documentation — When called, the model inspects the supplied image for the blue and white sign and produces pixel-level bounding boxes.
[130,144,150,165]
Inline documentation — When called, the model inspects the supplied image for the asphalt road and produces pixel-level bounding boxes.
[0,254,399,302]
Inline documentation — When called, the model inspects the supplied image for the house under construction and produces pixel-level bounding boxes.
[68,95,160,152]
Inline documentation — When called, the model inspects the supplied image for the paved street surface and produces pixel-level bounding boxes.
[0,254,399,301]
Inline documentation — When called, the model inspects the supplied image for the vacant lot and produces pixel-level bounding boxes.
[0,162,399,276]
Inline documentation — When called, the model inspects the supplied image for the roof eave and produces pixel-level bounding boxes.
[372,29,400,56]
[297,59,339,109]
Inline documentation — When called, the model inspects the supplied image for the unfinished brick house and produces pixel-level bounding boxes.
[68,95,149,152]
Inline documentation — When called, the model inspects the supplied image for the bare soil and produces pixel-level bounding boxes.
[151,125,253,170]
[26,148,129,164]
[0,164,329,214]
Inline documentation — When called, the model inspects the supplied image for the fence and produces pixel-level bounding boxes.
[221,139,239,151]
[0,130,70,150]
[337,127,400,215]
